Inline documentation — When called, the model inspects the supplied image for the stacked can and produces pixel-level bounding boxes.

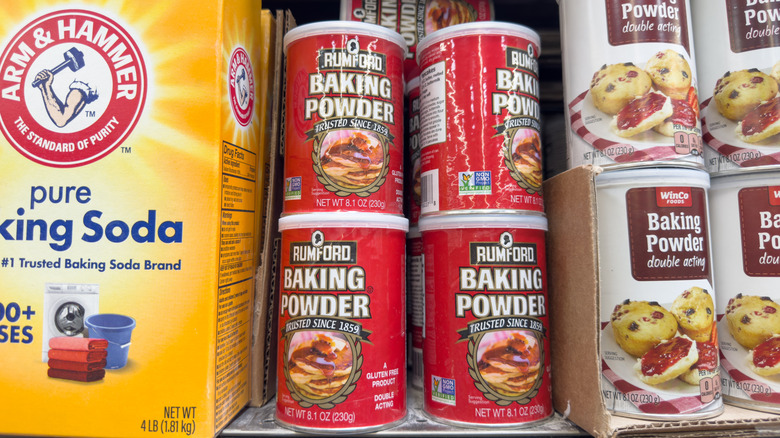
[342,1,498,395]
[405,76,424,390]
[692,0,780,414]
[275,21,409,433]
[415,22,553,427]
[559,0,723,420]
[340,0,495,80]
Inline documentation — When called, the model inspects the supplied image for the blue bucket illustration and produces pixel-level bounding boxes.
[85,314,136,369]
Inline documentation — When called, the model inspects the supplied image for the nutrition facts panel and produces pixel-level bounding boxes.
[216,140,258,429]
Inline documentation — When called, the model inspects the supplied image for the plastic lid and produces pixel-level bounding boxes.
[418,213,547,232]
[595,167,710,189]
[416,21,541,63]
[284,21,408,57]
[279,212,409,232]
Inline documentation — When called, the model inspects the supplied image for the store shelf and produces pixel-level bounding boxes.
[222,388,588,436]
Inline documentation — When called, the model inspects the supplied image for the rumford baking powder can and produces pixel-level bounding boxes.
[275,212,408,433]
[710,169,780,413]
[419,214,553,426]
[416,22,544,216]
[596,167,723,420]
[407,226,424,389]
[559,0,705,169]
[406,76,422,226]
[691,0,780,174]
[283,22,406,215]
[340,0,495,79]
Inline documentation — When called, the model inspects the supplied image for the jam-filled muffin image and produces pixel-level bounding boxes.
[635,335,698,385]
[287,332,353,399]
[611,299,678,357]
[589,63,653,115]
[320,130,384,189]
[736,96,780,143]
[510,130,542,189]
[713,69,778,122]
[477,331,541,397]
[644,49,693,100]
[747,335,780,377]
[654,97,698,137]
[610,91,673,138]
[424,0,476,35]
[678,338,719,386]
[726,294,780,350]
[670,287,715,342]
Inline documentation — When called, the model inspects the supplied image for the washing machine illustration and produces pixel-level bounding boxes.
[42,283,99,362]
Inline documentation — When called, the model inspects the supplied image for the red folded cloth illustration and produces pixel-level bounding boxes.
[48,368,105,382]
[48,349,108,362]
[49,336,108,351]
[48,359,106,372]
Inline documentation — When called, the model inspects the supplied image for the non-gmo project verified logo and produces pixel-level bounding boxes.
[285,177,302,200]
[431,375,456,406]
[458,171,491,195]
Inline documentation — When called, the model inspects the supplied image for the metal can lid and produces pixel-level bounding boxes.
[283,20,408,57]
[711,167,780,189]
[418,213,547,232]
[279,212,409,232]
[595,166,711,189]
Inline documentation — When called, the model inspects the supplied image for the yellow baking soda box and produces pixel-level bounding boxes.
[0,1,265,437]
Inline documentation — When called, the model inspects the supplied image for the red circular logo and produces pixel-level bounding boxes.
[228,47,254,127]
[0,9,147,167]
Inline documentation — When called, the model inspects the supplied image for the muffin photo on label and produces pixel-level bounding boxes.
[605,287,720,390]
[720,294,780,378]
[717,291,780,405]
[587,50,700,140]
[700,65,780,167]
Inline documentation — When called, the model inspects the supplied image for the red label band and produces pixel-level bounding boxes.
[739,186,780,277]
[605,0,691,54]
[628,187,712,282]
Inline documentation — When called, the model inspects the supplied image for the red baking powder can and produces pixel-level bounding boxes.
[407,226,424,389]
[405,76,422,226]
[419,214,553,426]
[416,22,544,216]
[275,212,408,433]
[283,22,406,215]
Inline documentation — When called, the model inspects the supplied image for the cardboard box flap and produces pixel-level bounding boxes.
[545,165,610,435]
[610,404,780,437]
